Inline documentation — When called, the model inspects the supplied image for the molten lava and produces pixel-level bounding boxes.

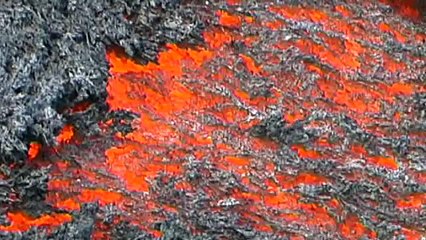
[1,0,425,239]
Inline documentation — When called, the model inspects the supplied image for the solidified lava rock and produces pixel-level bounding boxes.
[1,0,426,239]
[0,0,203,164]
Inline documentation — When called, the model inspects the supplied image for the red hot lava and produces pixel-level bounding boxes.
[1,0,426,239]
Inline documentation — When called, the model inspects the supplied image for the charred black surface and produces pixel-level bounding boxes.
[0,0,204,164]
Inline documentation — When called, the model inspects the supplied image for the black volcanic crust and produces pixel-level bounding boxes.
[0,0,204,164]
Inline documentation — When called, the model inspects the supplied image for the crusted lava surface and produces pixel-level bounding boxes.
[0,0,204,164]
[1,0,426,239]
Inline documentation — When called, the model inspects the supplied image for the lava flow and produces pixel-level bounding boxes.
[1,0,426,239]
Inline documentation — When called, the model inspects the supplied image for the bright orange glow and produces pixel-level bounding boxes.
[56,124,74,143]
[28,142,42,160]
[79,189,124,206]
[55,198,81,211]
[396,193,426,209]
[217,10,242,28]
[12,1,425,238]
[203,28,234,49]
[224,156,251,166]
[291,145,322,159]
[366,155,399,170]
[400,227,424,240]
[340,215,376,239]
[226,0,242,5]
[48,179,71,190]
[263,20,286,30]
[292,172,328,186]
[0,212,72,232]
[239,54,262,75]
[335,5,352,17]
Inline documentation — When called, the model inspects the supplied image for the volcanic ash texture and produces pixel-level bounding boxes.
[0,0,203,164]
[1,0,426,239]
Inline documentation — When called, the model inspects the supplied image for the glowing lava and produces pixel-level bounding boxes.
[2,0,425,238]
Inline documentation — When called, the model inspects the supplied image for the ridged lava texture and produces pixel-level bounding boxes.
[0,0,425,239]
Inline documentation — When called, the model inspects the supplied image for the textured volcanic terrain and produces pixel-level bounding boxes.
[1,0,426,239]
[0,0,204,164]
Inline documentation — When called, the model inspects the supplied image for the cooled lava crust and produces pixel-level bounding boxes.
[1,0,425,239]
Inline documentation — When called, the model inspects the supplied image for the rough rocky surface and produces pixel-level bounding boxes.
[0,0,204,164]
[0,0,425,239]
